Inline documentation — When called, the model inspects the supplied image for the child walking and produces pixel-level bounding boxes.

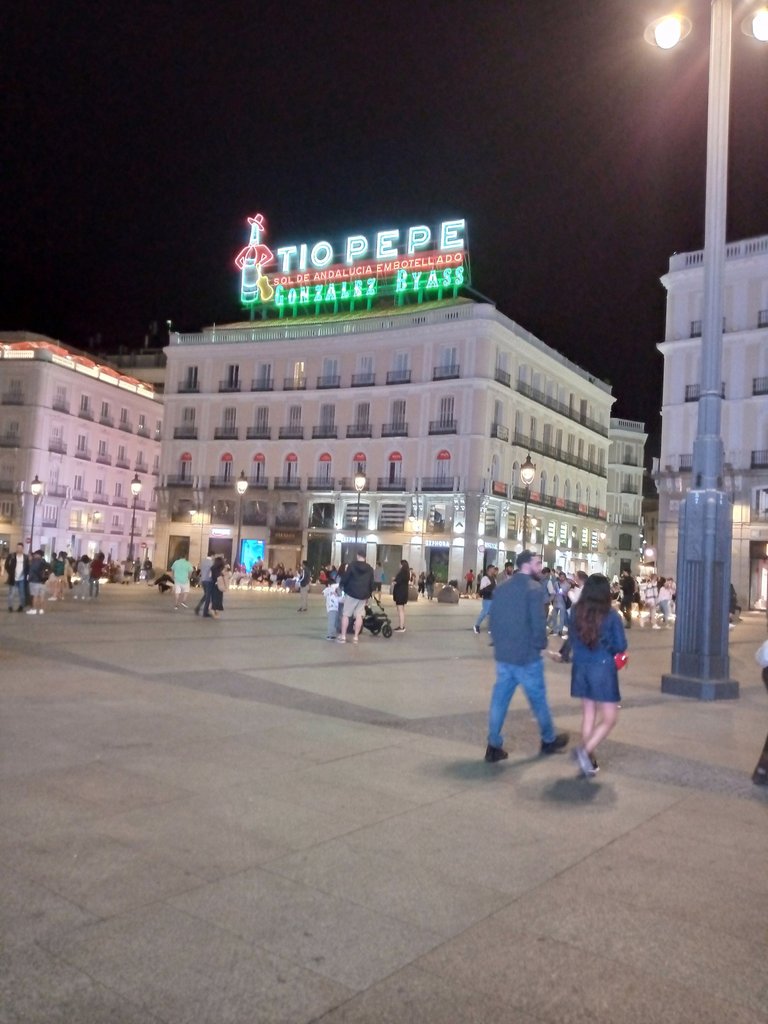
[323,581,341,640]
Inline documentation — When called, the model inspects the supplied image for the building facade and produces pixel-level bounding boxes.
[157,299,615,581]
[0,334,162,563]
[605,417,648,580]
[653,233,768,608]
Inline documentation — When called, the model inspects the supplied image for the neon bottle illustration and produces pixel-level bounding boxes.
[234,214,275,304]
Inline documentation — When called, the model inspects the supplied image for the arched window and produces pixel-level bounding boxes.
[552,474,559,498]
[285,452,297,483]
[317,452,332,483]
[388,451,402,484]
[575,481,582,505]
[252,453,265,484]
[564,478,571,502]
[436,449,451,482]
[179,451,192,480]
[352,451,367,476]
[220,452,233,483]
[539,471,547,497]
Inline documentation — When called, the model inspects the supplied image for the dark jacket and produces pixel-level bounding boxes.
[490,572,548,665]
[341,560,374,600]
[393,567,410,605]
[5,552,29,585]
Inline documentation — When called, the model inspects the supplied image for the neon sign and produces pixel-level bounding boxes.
[234,214,469,314]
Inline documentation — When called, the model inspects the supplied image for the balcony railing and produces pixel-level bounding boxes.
[134,461,149,474]
[96,454,112,465]
[347,425,373,438]
[685,383,725,401]
[242,510,268,525]
[421,476,455,491]
[275,514,301,526]
[490,423,509,441]
[428,419,457,434]
[351,372,375,387]
[48,438,68,455]
[137,426,150,438]
[386,369,411,385]
[0,435,20,448]
[247,476,269,489]
[92,493,110,506]
[99,415,114,428]
[317,375,341,389]
[308,476,336,489]
[312,425,338,439]
[218,380,241,392]
[679,454,693,469]
[166,475,193,487]
[78,408,94,421]
[116,457,131,469]
[515,379,609,438]
[752,450,768,469]
[173,426,198,439]
[512,432,607,478]
[177,380,199,393]
[2,392,24,405]
[112,496,128,507]
[214,427,239,440]
[119,420,133,433]
[376,476,407,491]
[48,484,68,497]
[246,426,271,440]
[278,426,304,440]
[74,448,92,461]
[753,376,768,396]
[759,309,768,328]
[209,475,235,488]
[251,378,274,391]
[283,377,307,391]
[71,489,89,501]
[273,476,302,489]
[432,364,460,381]
[41,517,58,528]
[381,421,408,437]
[494,368,511,387]
[52,399,70,414]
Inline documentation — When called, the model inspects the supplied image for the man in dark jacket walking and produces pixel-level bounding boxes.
[484,550,569,762]
[337,549,374,644]
[5,543,30,612]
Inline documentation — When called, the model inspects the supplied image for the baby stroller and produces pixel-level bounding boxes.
[357,594,393,638]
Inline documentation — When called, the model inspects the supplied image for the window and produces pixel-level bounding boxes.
[100,401,110,419]
[619,533,633,550]
[182,407,195,424]
[288,405,302,427]
[359,354,373,375]
[291,360,305,385]
[356,402,370,428]
[223,407,237,428]
[184,366,198,388]
[120,407,129,425]
[391,399,406,427]
[220,456,233,482]
[118,444,127,462]
[393,352,409,373]
[76,434,88,452]
[115,481,123,497]
[322,357,338,378]
[256,406,269,429]
[319,404,335,427]
[98,439,108,456]
[74,474,83,492]
[80,395,91,413]
[138,413,146,431]
[438,396,454,426]
[225,364,240,388]
[55,385,67,407]
[95,478,104,495]
[256,362,272,386]
[439,346,457,369]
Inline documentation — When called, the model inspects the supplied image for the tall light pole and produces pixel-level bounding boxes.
[189,508,205,562]
[128,474,142,566]
[649,2,766,699]
[520,454,535,548]
[235,470,248,569]
[353,472,367,551]
[28,475,43,553]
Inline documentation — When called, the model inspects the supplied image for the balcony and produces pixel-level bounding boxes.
[96,454,112,466]
[209,475,236,488]
[376,476,407,491]
[0,479,14,493]
[515,379,609,438]
[283,377,307,391]
[273,476,302,489]
[317,375,341,389]
[218,379,241,393]
[242,510,268,525]
[753,377,768,396]
[74,448,92,461]
[78,407,94,421]
[92,493,110,506]
[99,415,114,428]
[247,476,269,489]
[177,380,199,393]
[137,425,150,438]
[685,383,725,401]
[490,423,509,441]
[41,516,58,528]
[679,454,693,470]
[52,399,70,414]
[47,484,68,498]
[246,426,271,440]
[308,476,336,490]
[347,424,373,438]
[432,364,460,381]
[251,378,274,392]
[173,426,198,440]
[166,475,194,487]
[112,496,128,507]
[421,476,455,492]
[312,425,338,439]
[494,368,511,388]
[381,421,408,437]
[275,513,301,527]
[214,426,239,440]
[428,419,457,435]
[512,432,608,478]
[759,309,768,328]
[48,438,68,455]
[2,391,24,405]
[134,461,149,474]
[752,450,768,469]
[386,369,411,385]
[116,457,131,469]
[119,420,133,433]
[71,489,89,501]
[278,426,304,440]
[351,372,375,387]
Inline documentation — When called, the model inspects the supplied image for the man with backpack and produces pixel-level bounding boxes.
[473,564,497,635]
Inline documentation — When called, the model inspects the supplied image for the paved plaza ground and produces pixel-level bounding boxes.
[1,584,766,1023]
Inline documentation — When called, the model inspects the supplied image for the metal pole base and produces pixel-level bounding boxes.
[661,672,739,700]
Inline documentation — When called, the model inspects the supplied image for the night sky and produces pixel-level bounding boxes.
[3,1,767,454]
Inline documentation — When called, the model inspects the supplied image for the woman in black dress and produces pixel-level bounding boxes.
[392,559,410,632]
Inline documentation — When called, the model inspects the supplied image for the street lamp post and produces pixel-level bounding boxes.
[28,475,43,553]
[649,2,766,699]
[235,470,248,569]
[520,454,536,548]
[128,474,142,566]
[353,472,367,551]
[189,508,205,562]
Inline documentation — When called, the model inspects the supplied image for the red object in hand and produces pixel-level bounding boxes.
[614,652,628,670]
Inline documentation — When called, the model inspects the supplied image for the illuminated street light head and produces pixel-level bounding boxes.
[644,13,692,50]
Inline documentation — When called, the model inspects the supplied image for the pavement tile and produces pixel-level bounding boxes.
[0,943,157,1024]
[0,862,96,951]
[168,866,444,991]
[0,777,102,839]
[41,903,352,1024]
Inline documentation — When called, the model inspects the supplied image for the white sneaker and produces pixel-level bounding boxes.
[26,609,37,615]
